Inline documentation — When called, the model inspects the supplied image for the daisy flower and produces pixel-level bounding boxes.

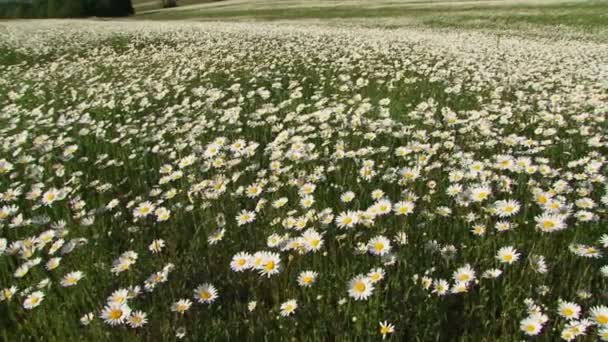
[379,321,395,339]
[230,252,252,272]
[393,201,415,216]
[520,316,543,336]
[368,235,391,256]
[496,246,520,265]
[280,299,298,317]
[336,211,359,229]
[236,210,256,226]
[149,239,166,253]
[452,264,476,284]
[558,301,581,320]
[23,291,44,310]
[127,311,148,328]
[297,271,318,287]
[60,271,84,287]
[535,213,566,233]
[367,268,385,283]
[194,284,218,304]
[340,191,355,203]
[133,201,155,218]
[256,252,281,277]
[348,275,374,301]
[101,302,131,325]
[171,299,192,315]
[590,306,608,326]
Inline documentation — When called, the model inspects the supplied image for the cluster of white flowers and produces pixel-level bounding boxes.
[0,20,606,340]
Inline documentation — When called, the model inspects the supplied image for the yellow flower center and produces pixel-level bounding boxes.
[354,281,366,293]
[265,261,275,271]
[109,309,123,320]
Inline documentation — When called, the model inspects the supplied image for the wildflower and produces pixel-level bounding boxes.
[368,236,391,256]
[128,311,148,328]
[379,321,395,339]
[297,271,318,287]
[256,252,281,277]
[60,271,84,287]
[280,299,298,317]
[348,275,374,300]
[23,291,44,310]
[520,316,543,336]
[558,301,581,320]
[101,302,131,325]
[236,210,256,226]
[590,306,608,326]
[230,252,251,272]
[496,246,520,264]
[133,201,155,218]
[248,301,257,312]
[535,214,566,233]
[368,268,385,283]
[80,312,94,326]
[393,201,415,216]
[453,264,476,284]
[336,211,358,229]
[340,191,355,203]
[149,239,166,253]
[494,199,520,217]
[194,284,218,304]
[171,299,192,315]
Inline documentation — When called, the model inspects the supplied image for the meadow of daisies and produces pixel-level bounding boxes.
[0,20,607,341]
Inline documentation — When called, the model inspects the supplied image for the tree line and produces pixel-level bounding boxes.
[0,0,134,18]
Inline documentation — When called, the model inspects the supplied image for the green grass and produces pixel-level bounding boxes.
[0,11,607,342]
[135,0,608,31]
[133,0,218,12]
